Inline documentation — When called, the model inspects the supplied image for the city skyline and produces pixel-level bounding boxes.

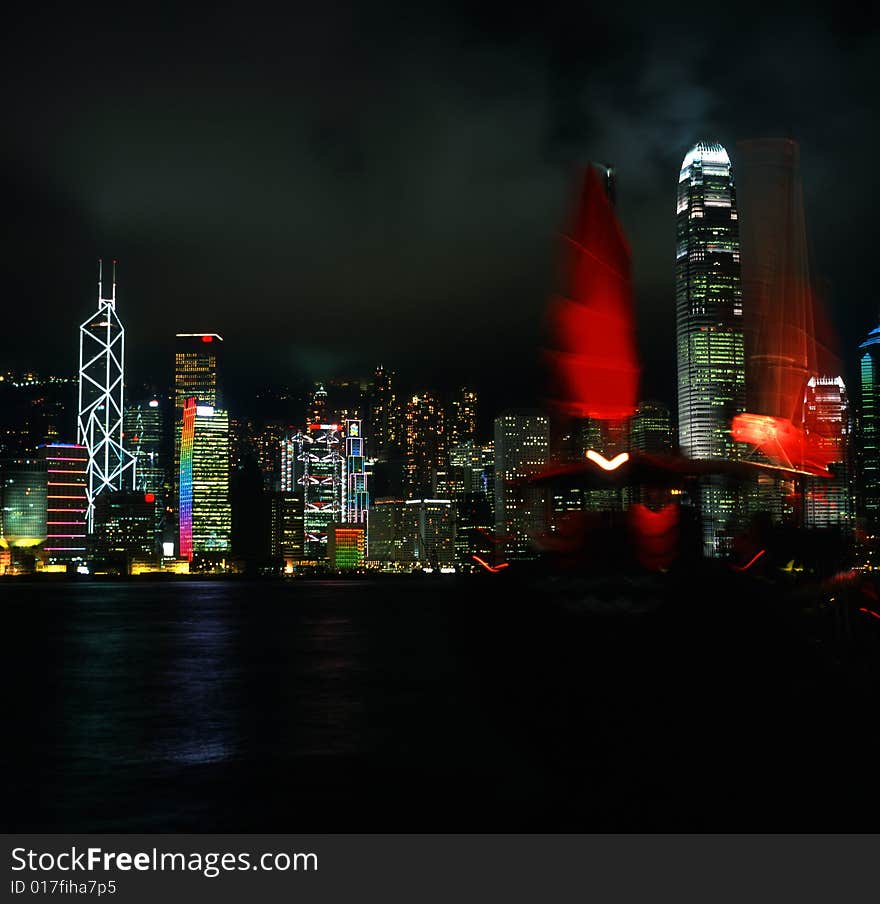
[2,120,879,574]
[7,2,880,851]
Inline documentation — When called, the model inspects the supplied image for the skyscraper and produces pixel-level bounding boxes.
[675,142,745,555]
[627,401,675,509]
[173,333,223,551]
[494,411,550,561]
[405,393,446,498]
[178,399,232,560]
[367,365,400,457]
[40,444,88,563]
[802,376,853,529]
[448,388,478,448]
[269,490,305,563]
[290,423,345,558]
[77,261,135,531]
[629,401,674,455]
[93,491,156,568]
[174,334,222,410]
[124,397,166,545]
[403,499,455,569]
[306,383,328,427]
[344,419,369,528]
[859,326,880,530]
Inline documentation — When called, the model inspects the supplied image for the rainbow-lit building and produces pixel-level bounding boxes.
[328,523,366,569]
[174,333,222,551]
[178,398,231,560]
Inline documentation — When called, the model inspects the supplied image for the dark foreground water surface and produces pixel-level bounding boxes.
[4,574,880,831]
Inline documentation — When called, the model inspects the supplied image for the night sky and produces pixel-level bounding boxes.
[5,3,879,417]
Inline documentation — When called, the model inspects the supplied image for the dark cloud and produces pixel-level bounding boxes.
[2,3,878,417]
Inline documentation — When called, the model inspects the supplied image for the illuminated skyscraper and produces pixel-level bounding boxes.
[802,376,853,529]
[77,261,135,531]
[404,499,455,569]
[306,383,328,426]
[291,424,345,557]
[173,333,222,549]
[174,334,222,409]
[627,401,675,508]
[269,490,305,562]
[367,365,400,457]
[178,399,231,560]
[253,421,286,490]
[405,393,446,497]
[859,326,880,529]
[494,411,549,561]
[675,142,745,555]
[345,419,369,528]
[40,444,88,563]
[124,397,165,544]
[449,388,478,448]
[366,498,408,564]
[93,491,156,567]
[629,401,674,455]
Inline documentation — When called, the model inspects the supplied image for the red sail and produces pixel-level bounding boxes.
[731,139,840,475]
[545,166,639,421]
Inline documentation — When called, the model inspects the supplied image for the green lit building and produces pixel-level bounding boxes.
[0,458,47,550]
[192,405,232,555]
[675,141,746,556]
[859,326,880,530]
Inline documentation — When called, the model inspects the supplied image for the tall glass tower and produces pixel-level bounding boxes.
[675,142,745,556]
[859,326,880,530]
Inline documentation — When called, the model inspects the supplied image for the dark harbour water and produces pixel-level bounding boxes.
[4,574,880,832]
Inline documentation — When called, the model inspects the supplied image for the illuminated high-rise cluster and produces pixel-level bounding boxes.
[675,142,745,556]
[367,365,401,456]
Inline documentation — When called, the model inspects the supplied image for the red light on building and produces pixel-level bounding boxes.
[144,493,155,503]
[201,335,213,343]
